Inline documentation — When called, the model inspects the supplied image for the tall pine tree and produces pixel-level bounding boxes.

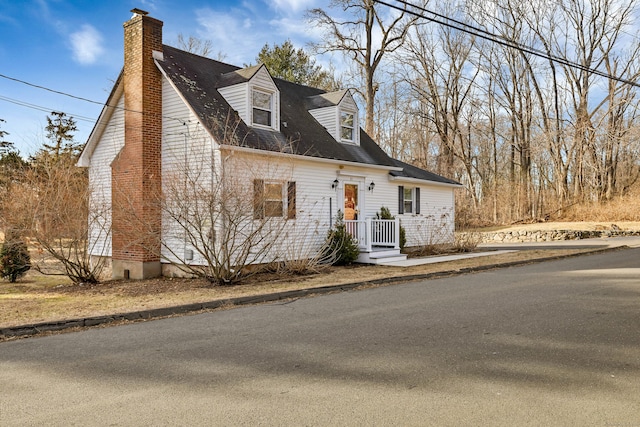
[255,40,340,91]
[32,111,83,167]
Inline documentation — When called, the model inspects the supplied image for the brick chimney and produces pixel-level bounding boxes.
[111,9,163,279]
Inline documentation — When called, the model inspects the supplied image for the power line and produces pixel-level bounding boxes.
[0,73,107,106]
[374,0,640,88]
[0,73,190,126]
[0,95,98,123]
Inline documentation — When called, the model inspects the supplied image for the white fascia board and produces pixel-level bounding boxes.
[77,79,124,167]
[388,175,463,189]
[219,144,404,172]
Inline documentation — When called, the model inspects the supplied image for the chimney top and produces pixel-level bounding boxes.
[130,8,149,17]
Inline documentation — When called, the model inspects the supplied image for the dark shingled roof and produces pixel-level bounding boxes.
[304,89,349,109]
[218,64,262,88]
[156,45,459,185]
[390,159,461,186]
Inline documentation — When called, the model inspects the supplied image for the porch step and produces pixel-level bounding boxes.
[356,249,407,265]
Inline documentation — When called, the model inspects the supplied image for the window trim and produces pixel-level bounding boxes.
[251,88,274,128]
[263,182,284,217]
[403,187,413,214]
[340,110,355,143]
[398,186,421,215]
[253,179,296,219]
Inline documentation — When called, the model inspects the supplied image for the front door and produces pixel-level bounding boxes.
[344,183,359,220]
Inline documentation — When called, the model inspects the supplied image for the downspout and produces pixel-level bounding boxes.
[329,197,333,228]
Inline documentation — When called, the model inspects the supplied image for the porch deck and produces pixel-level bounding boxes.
[344,218,407,264]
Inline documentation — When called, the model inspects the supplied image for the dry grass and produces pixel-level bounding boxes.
[560,189,640,222]
[1,247,595,329]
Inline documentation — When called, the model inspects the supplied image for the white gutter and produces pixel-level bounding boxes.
[219,144,404,172]
[388,174,464,189]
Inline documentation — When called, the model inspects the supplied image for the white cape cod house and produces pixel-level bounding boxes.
[78,9,462,280]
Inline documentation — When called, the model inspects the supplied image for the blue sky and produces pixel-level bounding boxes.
[0,0,333,157]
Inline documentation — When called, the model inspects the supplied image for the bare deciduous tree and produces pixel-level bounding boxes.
[15,160,110,283]
[174,33,227,61]
[308,0,421,136]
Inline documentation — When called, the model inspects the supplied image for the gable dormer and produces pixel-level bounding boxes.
[218,64,280,132]
[306,89,360,145]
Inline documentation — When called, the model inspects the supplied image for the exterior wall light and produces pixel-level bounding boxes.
[332,179,339,189]
[368,181,375,191]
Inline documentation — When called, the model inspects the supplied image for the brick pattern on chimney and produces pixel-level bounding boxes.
[111,13,163,266]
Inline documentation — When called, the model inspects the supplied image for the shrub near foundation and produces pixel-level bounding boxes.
[0,230,31,282]
[324,212,359,265]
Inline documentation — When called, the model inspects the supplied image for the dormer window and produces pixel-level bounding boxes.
[340,111,354,142]
[307,90,360,145]
[252,89,273,127]
[218,64,280,131]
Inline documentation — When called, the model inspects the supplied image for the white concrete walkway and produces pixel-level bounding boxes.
[377,250,517,267]
[377,235,640,267]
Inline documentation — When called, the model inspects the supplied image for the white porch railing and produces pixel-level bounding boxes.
[344,218,400,252]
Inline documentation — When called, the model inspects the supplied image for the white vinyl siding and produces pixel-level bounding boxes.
[399,185,456,247]
[340,91,358,111]
[161,76,216,266]
[218,83,248,123]
[218,66,280,131]
[308,91,360,145]
[87,95,126,257]
[309,106,338,138]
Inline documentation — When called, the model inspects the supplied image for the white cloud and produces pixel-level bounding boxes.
[192,2,332,66]
[270,0,315,13]
[69,24,105,65]
[195,8,268,64]
[139,0,159,12]
[269,16,324,41]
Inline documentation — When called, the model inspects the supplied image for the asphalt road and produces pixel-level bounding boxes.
[1,248,640,426]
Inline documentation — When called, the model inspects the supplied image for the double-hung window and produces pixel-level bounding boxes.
[254,180,296,219]
[403,187,413,214]
[340,111,354,142]
[398,186,421,215]
[252,89,272,127]
[264,183,283,217]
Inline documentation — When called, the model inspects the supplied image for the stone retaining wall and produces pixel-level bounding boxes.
[459,229,640,243]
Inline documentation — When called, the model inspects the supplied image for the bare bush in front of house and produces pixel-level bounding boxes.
[452,230,482,253]
[276,201,339,274]
[160,155,289,284]
[13,159,110,283]
[404,208,457,256]
[151,118,302,285]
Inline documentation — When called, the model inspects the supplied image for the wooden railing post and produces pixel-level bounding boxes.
[394,218,400,250]
[365,217,372,252]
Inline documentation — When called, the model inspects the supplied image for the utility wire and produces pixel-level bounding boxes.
[0,72,190,125]
[0,73,106,106]
[0,95,98,123]
[374,0,640,88]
